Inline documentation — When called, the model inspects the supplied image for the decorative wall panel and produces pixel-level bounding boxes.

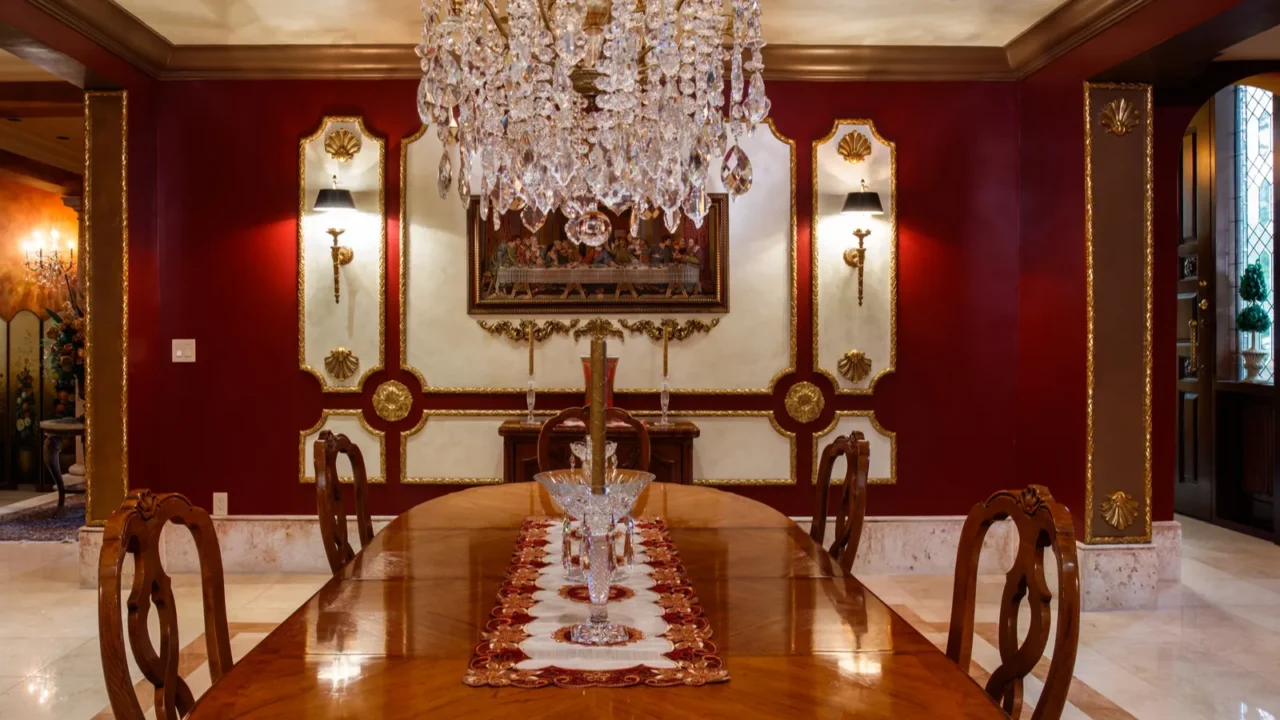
[402,121,795,394]
[298,117,385,393]
[814,411,897,485]
[813,121,897,394]
[7,311,41,484]
[298,409,385,483]
[686,414,795,486]
[402,411,527,485]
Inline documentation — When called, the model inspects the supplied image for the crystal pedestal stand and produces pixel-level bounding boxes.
[526,375,536,425]
[657,377,671,427]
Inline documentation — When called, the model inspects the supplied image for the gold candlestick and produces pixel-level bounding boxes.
[662,327,670,377]
[528,332,535,376]
[589,336,607,494]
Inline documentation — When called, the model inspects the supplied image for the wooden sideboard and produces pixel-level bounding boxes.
[498,419,700,485]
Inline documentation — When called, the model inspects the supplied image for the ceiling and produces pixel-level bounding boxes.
[1217,24,1280,61]
[0,117,83,174]
[0,50,63,82]
[109,0,1069,47]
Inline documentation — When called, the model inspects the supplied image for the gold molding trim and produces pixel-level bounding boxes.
[298,116,386,394]
[24,0,1151,82]
[400,409,796,486]
[784,382,824,425]
[476,319,581,342]
[619,318,721,342]
[812,119,898,396]
[1083,82,1153,545]
[372,380,413,422]
[399,118,795,396]
[815,411,897,486]
[298,409,387,484]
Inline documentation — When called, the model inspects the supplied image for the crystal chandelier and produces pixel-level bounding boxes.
[22,229,77,292]
[416,0,770,247]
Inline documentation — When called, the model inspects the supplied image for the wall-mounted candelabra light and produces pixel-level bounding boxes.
[315,176,356,303]
[21,228,77,292]
[841,180,884,307]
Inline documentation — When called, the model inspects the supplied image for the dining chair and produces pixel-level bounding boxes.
[98,490,232,720]
[945,485,1080,720]
[809,432,869,573]
[537,405,651,473]
[314,430,375,575]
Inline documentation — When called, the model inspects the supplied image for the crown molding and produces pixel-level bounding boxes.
[21,0,1150,82]
[1006,0,1156,78]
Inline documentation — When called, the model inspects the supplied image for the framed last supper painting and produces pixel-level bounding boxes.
[467,195,729,314]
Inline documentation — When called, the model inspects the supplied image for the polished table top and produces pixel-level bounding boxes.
[189,484,1005,718]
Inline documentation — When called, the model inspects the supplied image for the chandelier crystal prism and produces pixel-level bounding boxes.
[416,0,770,246]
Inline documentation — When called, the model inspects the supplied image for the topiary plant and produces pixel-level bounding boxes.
[1238,263,1273,336]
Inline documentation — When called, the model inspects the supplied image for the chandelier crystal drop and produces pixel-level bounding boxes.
[417,0,770,245]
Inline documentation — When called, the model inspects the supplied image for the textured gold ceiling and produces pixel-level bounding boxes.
[108,0,1067,47]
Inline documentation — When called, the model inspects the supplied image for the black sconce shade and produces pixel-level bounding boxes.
[315,188,356,212]
[841,190,884,215]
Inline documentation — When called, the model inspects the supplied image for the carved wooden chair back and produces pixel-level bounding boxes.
[537,405,651,473]
[98,490,232,720]
[945,485,1081,720]
[314,430,375,575]
[809,432,869,573]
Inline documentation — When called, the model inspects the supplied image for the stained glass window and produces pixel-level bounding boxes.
[1237,85,1275,382]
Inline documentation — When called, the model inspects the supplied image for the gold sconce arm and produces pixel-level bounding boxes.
[843,228,870,307]
[328,228,354,303]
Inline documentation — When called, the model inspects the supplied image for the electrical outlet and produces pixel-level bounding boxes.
[172,339,196,363]
[212,492,228,517]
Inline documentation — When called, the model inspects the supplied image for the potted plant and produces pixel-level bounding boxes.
[45,300,86,418]
[1238,262,1272,382]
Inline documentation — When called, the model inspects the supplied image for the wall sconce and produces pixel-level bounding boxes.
[315,175,356,304]
[841,180,885,307]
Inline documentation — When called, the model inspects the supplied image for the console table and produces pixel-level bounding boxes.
[498,419,700,484]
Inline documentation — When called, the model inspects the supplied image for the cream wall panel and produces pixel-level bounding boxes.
[404,125,794,393]
[689,416,792,484]
[300,118,384,392]
[299,411,384,482]
[814,122,895,393]
[403,415,509,484]
[815,412,896,485]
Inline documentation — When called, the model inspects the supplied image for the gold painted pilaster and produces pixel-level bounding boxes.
[83,91,129,526]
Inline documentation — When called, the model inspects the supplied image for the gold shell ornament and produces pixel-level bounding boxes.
[837,131,872,165]
[372,381,414,422]
[1100,490,1139,530]
[324,128,361,162]
[1100,98,1140,137]
[784,382,825,425]
[324,347,360,380]
[838,349,873,384]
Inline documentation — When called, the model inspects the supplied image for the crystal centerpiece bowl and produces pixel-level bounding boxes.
[534,468,654,646]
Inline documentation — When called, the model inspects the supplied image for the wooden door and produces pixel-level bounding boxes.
[1176,102,1215,520]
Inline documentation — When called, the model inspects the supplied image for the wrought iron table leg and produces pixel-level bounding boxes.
[43,434,66,512]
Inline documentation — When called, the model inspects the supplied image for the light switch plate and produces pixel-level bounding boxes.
[212,492,228,517]
[172,339,196,363]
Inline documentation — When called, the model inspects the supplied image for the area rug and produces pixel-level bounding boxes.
[464,516,728,689]
[0,494,84,542]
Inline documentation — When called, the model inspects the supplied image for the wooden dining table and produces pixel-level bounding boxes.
[189,483,1006,718]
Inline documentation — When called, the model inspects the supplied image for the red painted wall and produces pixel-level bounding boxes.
[143,79,1022,517]
[1016,0,1249,528]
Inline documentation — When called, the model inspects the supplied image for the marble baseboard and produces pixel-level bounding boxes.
[77,516,392,589]
[1077,541,1159,611]
[1153,520,1182,582]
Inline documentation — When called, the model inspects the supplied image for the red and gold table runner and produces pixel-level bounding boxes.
[464,517,729,688]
